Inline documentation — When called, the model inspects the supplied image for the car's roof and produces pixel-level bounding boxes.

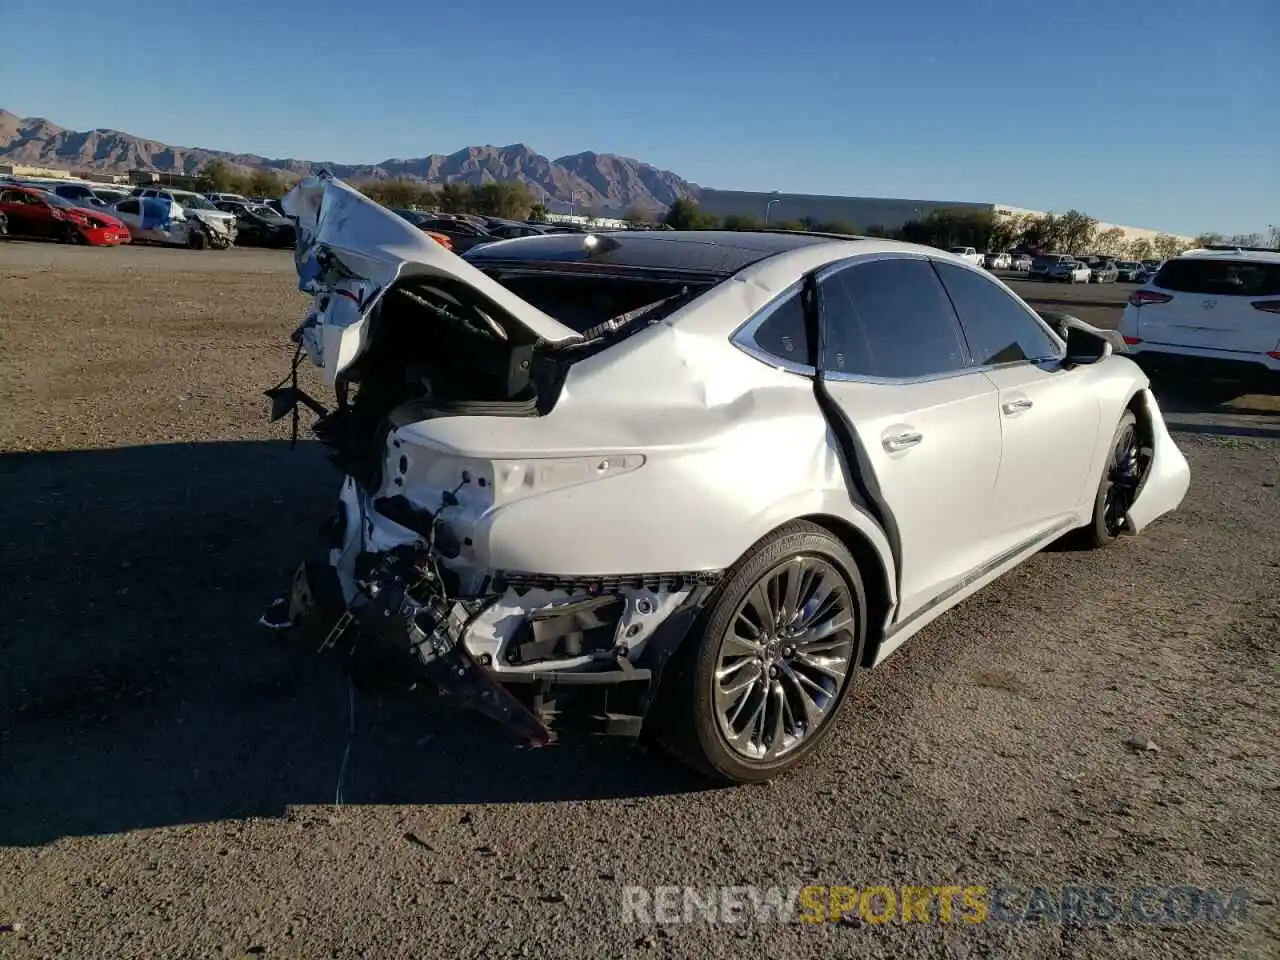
[466,229,863,277]
[1176,248,1280,264]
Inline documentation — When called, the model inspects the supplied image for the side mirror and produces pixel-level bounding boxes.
[1038,310,1124,367]
[1063,324,1113,366]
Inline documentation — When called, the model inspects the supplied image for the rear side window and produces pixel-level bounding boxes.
[1153,259,1280,297]
[933,262,1061,365]
[752,291,809,364]
[820,258,968,378]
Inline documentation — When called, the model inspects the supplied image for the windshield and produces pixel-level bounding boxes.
[43,192,89,209]
[173,193,217,211]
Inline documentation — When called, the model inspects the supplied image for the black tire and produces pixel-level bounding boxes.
[650,521,866,783]
[188,227,209,250]
[61,223,85,245]
[1077,411,1149,549]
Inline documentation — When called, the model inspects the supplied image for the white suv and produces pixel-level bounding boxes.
[1118,249,1280,398]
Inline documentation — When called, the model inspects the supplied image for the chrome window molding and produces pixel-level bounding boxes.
[729,279,815,376]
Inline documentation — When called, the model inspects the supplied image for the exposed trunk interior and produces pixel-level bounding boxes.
[314,269,711,487]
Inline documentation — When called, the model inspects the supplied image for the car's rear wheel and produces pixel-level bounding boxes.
[652,522,866,783]
[1079,411,1151,549]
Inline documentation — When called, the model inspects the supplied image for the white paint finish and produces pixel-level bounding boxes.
[981,362,1104,542]
[823,372,1004,621]
[1124,390,1192,534]
[288,178,1195,677]
[281,174,582,381]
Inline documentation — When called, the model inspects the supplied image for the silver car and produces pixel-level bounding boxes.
[263,174,1191,783]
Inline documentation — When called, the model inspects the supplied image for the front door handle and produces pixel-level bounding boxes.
[883,430,923,452]
[1002,398,1034,414]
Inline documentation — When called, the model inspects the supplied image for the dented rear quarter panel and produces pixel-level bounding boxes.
[392,289,897,589]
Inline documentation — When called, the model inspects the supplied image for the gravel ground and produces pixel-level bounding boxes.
[1,241,1277,959]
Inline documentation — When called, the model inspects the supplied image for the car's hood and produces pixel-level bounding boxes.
[281,174,581,382]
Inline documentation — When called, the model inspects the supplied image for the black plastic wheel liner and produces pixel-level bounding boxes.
[799,274,905,604]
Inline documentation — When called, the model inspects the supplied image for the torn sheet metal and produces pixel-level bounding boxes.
[280,173,581,384]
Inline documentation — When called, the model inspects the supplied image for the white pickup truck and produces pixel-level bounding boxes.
[948,246,984,267]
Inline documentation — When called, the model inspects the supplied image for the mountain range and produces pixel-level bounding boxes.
[0,109,701,213]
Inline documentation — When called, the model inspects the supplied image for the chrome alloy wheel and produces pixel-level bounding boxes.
[712,555,857,760]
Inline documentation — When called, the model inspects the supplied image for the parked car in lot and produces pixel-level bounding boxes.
[1136,261,1163,283]
[1114,260,1143,281]
[207,192,251,205]
[1048,259,1092,283]
[0,186,131,245]
[410,215,496,252]
[263,173,1192,784]
[1118,249,1280,401]
[110,196,231,249]
[131,187,239,245]
[213,200,296,248]
[982,252,1011,270]
[482,218,553,240]
[1090,261,1119,283]
[948,246,984,267]
[1030,253,1075,280]
[389,209,457,252]
[1009,254,1033,272]
[49,183,113,208]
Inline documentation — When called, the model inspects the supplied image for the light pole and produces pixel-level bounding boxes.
[764,196,782,225]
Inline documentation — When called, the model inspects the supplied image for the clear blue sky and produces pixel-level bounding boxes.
[2,0,1275,235]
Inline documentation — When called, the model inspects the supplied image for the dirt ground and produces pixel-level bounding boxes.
[0,241,1277,960]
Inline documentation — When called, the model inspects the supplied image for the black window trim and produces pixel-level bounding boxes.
[927,258,1066,370]
[815,252,976,385]
[729,250,1067,383]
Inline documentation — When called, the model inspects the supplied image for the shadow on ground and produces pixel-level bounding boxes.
[1152,385,1280,439]
[0,441,706,848]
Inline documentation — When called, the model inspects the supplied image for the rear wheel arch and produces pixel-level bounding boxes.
[797,513,892,667]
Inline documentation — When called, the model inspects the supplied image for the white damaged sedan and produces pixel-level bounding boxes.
[262,173,1191,783]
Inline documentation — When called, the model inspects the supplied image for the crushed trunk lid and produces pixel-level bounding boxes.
[282,174,582,382]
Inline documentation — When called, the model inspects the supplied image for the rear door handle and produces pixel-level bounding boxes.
[1002,398,1033,414]
[883,430,923,452]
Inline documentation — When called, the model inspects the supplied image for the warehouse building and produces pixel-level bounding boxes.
[695,189,1193,245]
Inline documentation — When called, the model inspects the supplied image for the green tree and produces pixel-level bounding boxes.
[1057,210,1098,255]
[1127,237,1154,260]
[1093,227,1127,257]
[864,224,892,238]
[1151,234,1187,259]
[439,182,474,214]
[723,214,764,231]
[201,159,247,194]
[1194,232,1225,247]
[475,181,534,219]
[664,198,719,229]
[246,169,287,198]
[528,203,550,222]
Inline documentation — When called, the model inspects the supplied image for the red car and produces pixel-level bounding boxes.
[0,185,131,245]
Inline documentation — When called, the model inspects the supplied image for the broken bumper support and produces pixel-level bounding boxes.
[263,558,715,744]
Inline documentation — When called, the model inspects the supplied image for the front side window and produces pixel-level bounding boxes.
[933,261,1061,365]
[819,258,968,378]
